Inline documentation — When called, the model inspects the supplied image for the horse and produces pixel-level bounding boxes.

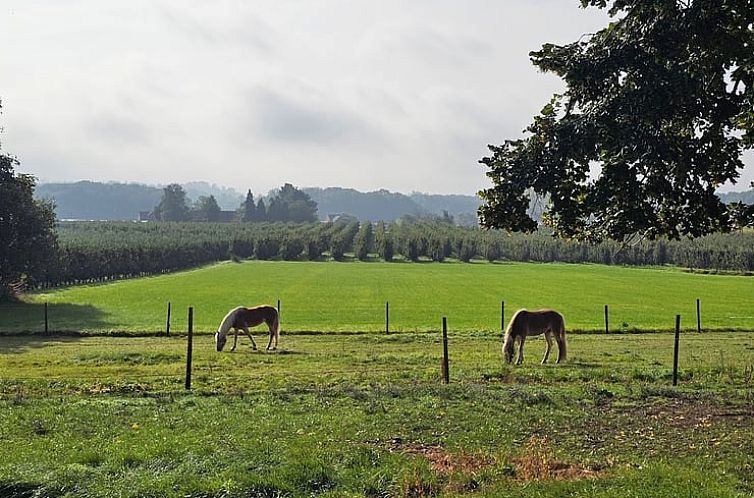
[502,309,567,365]
[215,305,280,352]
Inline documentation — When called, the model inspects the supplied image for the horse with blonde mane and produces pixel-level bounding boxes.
[503,309,567,365]
[215,305,280,352]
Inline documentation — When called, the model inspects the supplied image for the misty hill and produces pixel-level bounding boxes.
[36,181,245,220]
[35,181,482,223]
[36,180,753,223]
[303,187,481,224]
[305,188,413,221]
[36,181,163,220]
[719,190,754,205]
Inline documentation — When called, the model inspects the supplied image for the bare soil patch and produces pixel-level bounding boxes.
[512,436,606,481]
[372,437,495,475]
[371,436,606,482]
[620,399,754,429]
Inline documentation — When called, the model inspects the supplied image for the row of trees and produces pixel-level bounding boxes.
[153,183,318,223]
[32,220,754,289]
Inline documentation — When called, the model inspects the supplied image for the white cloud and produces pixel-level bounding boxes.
[1,1,750,194]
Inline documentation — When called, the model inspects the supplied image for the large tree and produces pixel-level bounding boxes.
[0,132,58,300]
[479,0,754,243]
[240,189,258,222]
[192,195,222,222]
[154,184,190,221]
[267,183,318,223]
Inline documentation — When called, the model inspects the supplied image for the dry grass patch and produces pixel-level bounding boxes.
[374,437,496,475]
[512,436,606,481]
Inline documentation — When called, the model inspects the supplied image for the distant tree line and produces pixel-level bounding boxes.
[153,183,318,223]
[32,219,754,289]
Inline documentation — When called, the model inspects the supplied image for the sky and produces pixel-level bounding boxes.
[1,1,752,196]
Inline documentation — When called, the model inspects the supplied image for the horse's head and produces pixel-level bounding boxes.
[502,334,515,364]
[215,331,227,352]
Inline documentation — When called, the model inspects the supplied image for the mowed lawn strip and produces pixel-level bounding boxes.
[1,261,754,333]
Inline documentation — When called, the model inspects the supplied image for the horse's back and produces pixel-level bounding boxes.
[237,305,277,327]
[514,308,565,334]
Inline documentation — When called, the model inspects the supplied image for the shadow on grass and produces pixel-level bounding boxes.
[0,481,41,498]
[0,335,89,354]
[0,302,112,335]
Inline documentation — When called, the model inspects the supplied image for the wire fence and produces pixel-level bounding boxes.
[3,297,754,335]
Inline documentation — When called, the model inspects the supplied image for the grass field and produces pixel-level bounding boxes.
[2,261,754,496]
[2,261,754,334]
[1,332,753,497]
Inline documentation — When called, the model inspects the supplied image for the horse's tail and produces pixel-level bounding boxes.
[272,307,281,346]
[557,313,567,362]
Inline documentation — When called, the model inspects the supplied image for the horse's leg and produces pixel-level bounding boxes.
[542,330,553,364]
[266,325,275,350]
[243,327,258,350]
[556,326,567,363]
[517,336,526,365]
[230,328,239,352]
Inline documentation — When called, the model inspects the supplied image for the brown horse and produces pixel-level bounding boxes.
[215,305,280,352]
[503,309,567,365]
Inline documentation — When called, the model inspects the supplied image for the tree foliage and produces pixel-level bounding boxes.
[479,0,754,242]
[0,152,57,300]
[193,195,222,222]
[353,221,374,261]
[155,184,190,221]
[241,190,257,222]
[267,183,318,223]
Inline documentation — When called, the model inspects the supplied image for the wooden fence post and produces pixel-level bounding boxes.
[277,299,281,319]
[673,314,681,386]
[501,301,505,333]
[166,301,171,337]
[385,301,389,334]
[696,299,701,333]
[185,307,193,390]
[441,317,449,384]
[604,305,609,334]
[44,302,49,335]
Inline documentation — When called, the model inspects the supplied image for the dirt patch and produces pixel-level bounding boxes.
[619,399,754,429]
[373,437,495,475]
[511,436,605,481]
[372,436,605,482]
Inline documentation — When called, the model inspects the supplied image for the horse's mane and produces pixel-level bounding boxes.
[217,306,244,336]
[505,308,526,337]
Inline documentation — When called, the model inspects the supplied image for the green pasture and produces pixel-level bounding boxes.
[2,261,754,334]
[1,332,753,497]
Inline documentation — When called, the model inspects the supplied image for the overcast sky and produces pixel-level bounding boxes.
[1,1,752,196]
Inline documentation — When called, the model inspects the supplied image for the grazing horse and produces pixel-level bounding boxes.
[503,309,567,365]
[215,305,280,352]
